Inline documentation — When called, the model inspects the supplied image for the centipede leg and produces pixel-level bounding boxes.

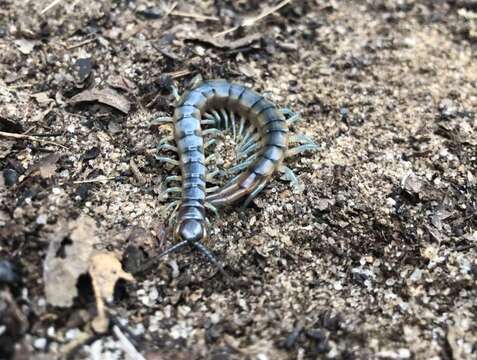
[159,135,174,145]
[204,112,219,127]
[240,125,256,146]
[279,164,304,193]
[157,143,178,152]
[206,186,220,193]
[223,173,241,188]
[238,133,260,154]
[241,178,268,209]
[156,156,180,166]
[227,153,258,174]
[204,202,219,217]
[165,175,181,184]
[211,110,223,128]
[163,200,179,213]
[281,108,301,124]
[165,198,181,226]
[220,109,229,129]
[201,119,217,126]
[203,128,221,136]
[166,187,182,194]
[289,134,316,145]
[162,200,180,220]
[151,116,173,125]
[285,144,319,158]
[206,169,222,184]
[237,116,245,141]
[230,111,236,140]
[237,141,260,160]
[204,139,217,149]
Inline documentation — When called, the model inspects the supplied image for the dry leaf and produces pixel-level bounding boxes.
[14,39,36,54]
[31,92,53,106]
[89,252,134,302]
[107,75,137,93]
[43,216,97,307]
[89,252,134,333]
[69,87,131,114]
[401,171,423,195]
[26,153,61,179]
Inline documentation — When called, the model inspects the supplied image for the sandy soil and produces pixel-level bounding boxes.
[1,0,476,359]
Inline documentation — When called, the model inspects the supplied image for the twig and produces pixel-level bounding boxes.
[214,0,292,37]
[72,176,119,184]
[171,10,219,22]
[40,0,64,14]
[163,2,178,19]
[167,69,194,79]
[66,37,97,50]
[112,325,146,360]
[0,130,68,149]
[30,132,63,137]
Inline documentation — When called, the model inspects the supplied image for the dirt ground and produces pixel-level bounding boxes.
[1,0,476,359]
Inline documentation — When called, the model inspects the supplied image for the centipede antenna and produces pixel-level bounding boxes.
[134,240,189,274]
[193,242,230,280]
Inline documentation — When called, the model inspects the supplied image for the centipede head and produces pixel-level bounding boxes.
[151,219,229,280]
[175,219,206,244]
[136,220,230,280]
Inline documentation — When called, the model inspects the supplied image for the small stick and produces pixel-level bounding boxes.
[30,132,63,137]
[40,0,64,14]
[163,2,178,19]
[66,37,97,50]
[72,176,118,184]
[167,69,194,79]
[171,10,219,21]
[214,0,292,37]
[171,10,219,22]
[0,130,68,149]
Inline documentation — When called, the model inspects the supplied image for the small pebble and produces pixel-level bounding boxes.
[33,337,47,350]
[65,328,80,340]
[36,214,48,225]
[0,260,18,284]
[3,168,18,186]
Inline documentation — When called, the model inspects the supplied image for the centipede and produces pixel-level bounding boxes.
[143,78,317,277]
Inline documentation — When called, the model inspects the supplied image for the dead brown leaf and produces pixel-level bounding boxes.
[31,92,53,106]
[107,75,137,93]
[89,252,134,333]
[68,87,131,114]
[43,216,97,307]
[26,153,61,179]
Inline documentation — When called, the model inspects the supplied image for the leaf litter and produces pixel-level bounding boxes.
[43,215,97,307]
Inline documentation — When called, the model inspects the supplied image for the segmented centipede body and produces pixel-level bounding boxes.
[152,79,317,274]
[188,80,290,207]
